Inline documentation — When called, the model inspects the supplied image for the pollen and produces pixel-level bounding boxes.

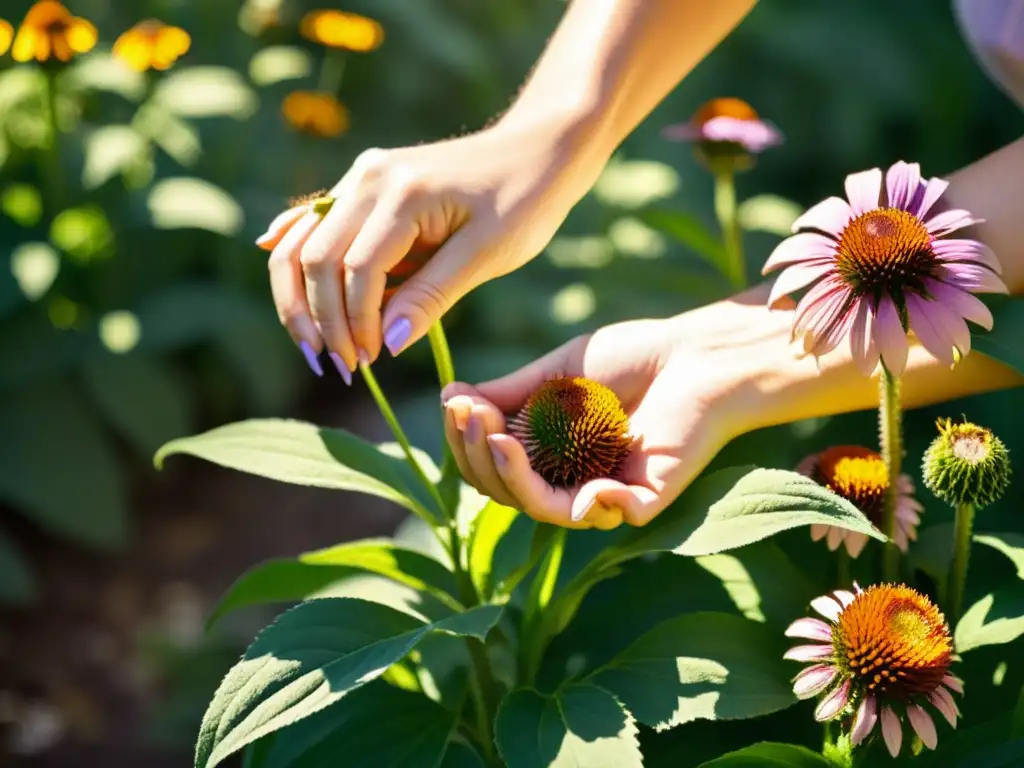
[508,377,633,488]
[834,208,936,302]
[814,446,889,524]
[693,97,760,126]
[833,584,952,699]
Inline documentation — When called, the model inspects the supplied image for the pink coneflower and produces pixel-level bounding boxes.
[663,97,783,158]
[785,584,962,758]
[797,446,922,558]
[763,161,1007,376]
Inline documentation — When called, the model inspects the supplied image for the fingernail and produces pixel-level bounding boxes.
[357,348,370,365]
[572,498,599,523]
[465,416,481,444]
[488,437,507,469]
[299,340,324,376]
[384,317,412,357]
[255,231,273,247]
[329,352,352,386]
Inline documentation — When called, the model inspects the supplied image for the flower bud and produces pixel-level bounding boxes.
[922,418,1011,507]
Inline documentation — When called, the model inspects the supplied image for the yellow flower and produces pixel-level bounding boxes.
[113,20,191,72]
[12,1,97,64]
[282,91,349,138]
[0,19,13,55]
[299,10,383,52]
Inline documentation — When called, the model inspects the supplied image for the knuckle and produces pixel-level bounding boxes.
[299,242,332,270]
[278,303,306,326]
[388,167,426,204]
[407,281,450,315]
[353,147,390,181]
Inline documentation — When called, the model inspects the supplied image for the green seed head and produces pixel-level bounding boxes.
[922,418,1011,508]
[507,377,633,488]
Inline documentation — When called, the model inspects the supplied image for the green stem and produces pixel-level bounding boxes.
[949,502,975,624]
[878,365,903,582]
[43,67,62,212]
[520,527,568,685]
[429,322,461,509]
[713,166,745,289]
[359,361,447,522]
[318,49,347,94]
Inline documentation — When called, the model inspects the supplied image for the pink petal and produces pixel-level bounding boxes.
[894,528,909,552]
[849,297,880,376]
[886,161,922,210]
[881,706,904,757]
[793,664,838,699]
[814,678,851,721]
[907,704,938,750]
[844,168,883,215]
[763,233,838,274]
[911,177,950,220]
[872,294,909,377]
[935,263,1009,294]
[785,617,834,642]
[932,239,1003,274]
[791,196,855,236]
[930,686,959,727]
[784,644,834,662]
[942,674,964,694]
[925,208,984,237]
[702,116,784,152]
[907,294,957,366]
[844,532,870,559]
[792,279,856,356]
[661,122,701,142]
[833,590,856,607]
[811,595,843,621]
[927,280,994,330]
[810,524,829,542]
[851,693,878,746]
[897,474,915,494]
[825,526,845,551]
[768,261,836,307]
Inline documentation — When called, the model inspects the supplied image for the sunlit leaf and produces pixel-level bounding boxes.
[66,53,147,100]
[82,125,150,189]
[155,66,258,120]
[249,46,313,86]
[593,158,679,209]
[98,310,142,353]
[698,742,831,767]
[955,585,1024,652]
[738,194,803,236]
[10,242,59,300]
[50,205,114,263]
[147,177,243,236]
[1,183,43,226]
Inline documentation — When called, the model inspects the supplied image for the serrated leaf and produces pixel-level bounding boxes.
[589,612,795,730]
[697,742,830,767]
[955,586,1024,652]
[206,538,462,630]
[155,419,444,523]
[494,684,642,768]
[0,528,36,605]
[195,598,501,768]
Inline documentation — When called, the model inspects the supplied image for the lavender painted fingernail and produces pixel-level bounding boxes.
[465,416,482,444]
[299,340,324,376]
[384,317,412,357]
[488,437,507,469]
[329,352,353,386]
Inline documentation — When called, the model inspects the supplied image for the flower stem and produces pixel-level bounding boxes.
[520,527,567,685]
[836,547,851,588]
[949,502,975,624]
[878,364,903,582]
[43,67,62,212]
[318,49,347,94]
[713,166,745,290]
[359,361,447,522]
[428,321,462,511]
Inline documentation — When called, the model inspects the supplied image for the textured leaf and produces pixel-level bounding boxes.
[975,532,1024,580]
[0,528,36,605]
[155,419,444,522]
[955,586,1024,652]
[207,539,462,630]
[495,684,642,768]
[589,612,795,730]
[195,598,501,768]
[698,742,831,767]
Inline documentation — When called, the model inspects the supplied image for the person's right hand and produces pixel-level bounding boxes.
[256,112,608,381]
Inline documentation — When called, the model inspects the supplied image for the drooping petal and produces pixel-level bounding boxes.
[926,280,994,330]
[833,590,856,607]
[851,693,878,746]
[932,239,1003,273]
[811,595,844,622]
[844,168,883,215]
[793,664,838,699]
[910,177,950,220]
[886,161,922,210]
[844,532,870,558]
[942,674,965,694]
[930,686,960,727]
[925,208,984,237]
[825,525,845,551]
[935,262,1009,294]
[791,196,855,236]
[792,279,855,356]
[874,294,909,376]
[848,297,880,376]
[785,617,834,642]
[907,704,938,750]
[783,644,834,662]
[906,294,957,366]
[763,233,838,274]
[768,261,835,307]
[881,706,904,757]
[701,116,784,152]
[814,679,851,721]
[809,524,829,542]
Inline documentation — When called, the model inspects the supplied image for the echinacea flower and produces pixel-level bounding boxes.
[923,417,1011,508]
[508,377,633,488]
[764,161,1007,376]
[663,97,783,167]
[11,1,97,64]
[300,10,384,52]
[0,19,13,55]
[785,583,962,757]
[798,446,922,557]
[282,91,349,138]
[113,20,191,72]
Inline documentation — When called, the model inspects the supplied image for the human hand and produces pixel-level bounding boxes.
[256,112,607,380]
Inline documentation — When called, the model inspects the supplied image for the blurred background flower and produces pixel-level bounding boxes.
[0,18,13,54]
[11,0,96,63]
[112,19,191,72]
[282,90,349,136]
[299,9,384,52]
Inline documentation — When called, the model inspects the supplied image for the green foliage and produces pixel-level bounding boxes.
[697,743,832,767]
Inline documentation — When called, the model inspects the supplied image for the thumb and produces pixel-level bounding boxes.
[380,225,488,357]
[473,340,577,414]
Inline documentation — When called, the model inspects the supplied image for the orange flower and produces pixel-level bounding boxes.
[282,91,349,138]
[12,1,97,64]
[299,10,383,52]
[0,19,13,55]
[113,19,190,72]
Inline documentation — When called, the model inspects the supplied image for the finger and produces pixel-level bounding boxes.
[257,205,307,251]
[463,404,517,508]
[443,401,480,491]
[473,341,578,414]
[486,434,591,530]
[572,478,665,528]
[344,190,422,361]
[380,225,485,358]
[268,212,323,370]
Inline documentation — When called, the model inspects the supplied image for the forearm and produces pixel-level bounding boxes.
[499,0,757,159]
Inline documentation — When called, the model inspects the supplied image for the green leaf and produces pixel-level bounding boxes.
[737,195,803,236]
[206,538,462,630]
[467,503,555,600]
[975,532,1024,580]
[248,46,313,86]
[973,296,1024,374]
[82,351,193,459]
[195,598,501,768]
[0,383,127,549]
[638,209,727,269]
[154,66,258,120]
[467,501,518,599]
[955,585,1024,653]
[441,742,485,768]
[81,125,150,189]
[494,684,643,768]
[0,528,36,605]
[147,177,243,237]
[155,419,444,523]
[9,242,59,300]
[697,742,830,767]
[589,612,795,730]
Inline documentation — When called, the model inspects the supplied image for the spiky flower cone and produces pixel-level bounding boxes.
[508,377,633,488]
[923,418,1011,508]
